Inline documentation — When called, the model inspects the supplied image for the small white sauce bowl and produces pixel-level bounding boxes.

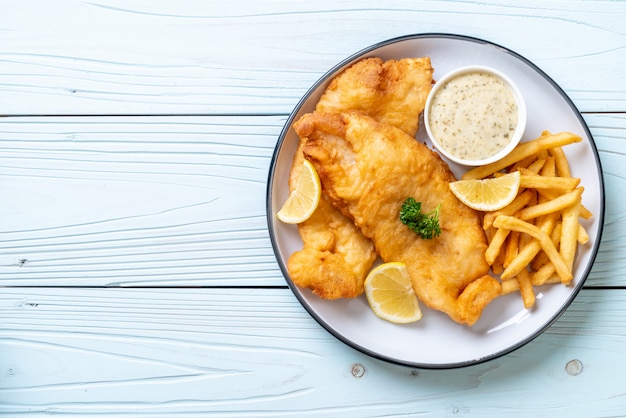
[424,65,527,166]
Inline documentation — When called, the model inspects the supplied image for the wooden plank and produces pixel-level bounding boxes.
[0,114,622,287]
[0,115,286,286]
[0,287,625,416]
[1,0,624,115]
[584,113,626,287]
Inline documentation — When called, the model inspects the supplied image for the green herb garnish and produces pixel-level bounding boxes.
[400,198,441,239]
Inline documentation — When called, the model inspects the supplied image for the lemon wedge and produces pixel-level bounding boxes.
[449,171,521,211]
[276,159,322,224]
[364,262,422,324]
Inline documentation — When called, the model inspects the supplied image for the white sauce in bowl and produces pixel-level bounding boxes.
[427,70,520,162]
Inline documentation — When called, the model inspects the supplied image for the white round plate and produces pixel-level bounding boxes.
[266,34,605,369]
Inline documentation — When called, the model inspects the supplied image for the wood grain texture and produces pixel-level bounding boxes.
[0,116,285,286]
[0,1,624,416]
[1,0,625,115]
[583,113,625,287]
[1,287,625,416]
[0,114,621,287]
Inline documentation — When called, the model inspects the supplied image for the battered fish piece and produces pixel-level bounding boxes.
[288,140,376,299]
[288,57,434,299]
[316,57,434,137]
[300,111,501,325]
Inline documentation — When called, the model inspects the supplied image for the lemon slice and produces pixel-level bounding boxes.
[276,159,322,224]
[449,171,521,211]
[364,262,422,324]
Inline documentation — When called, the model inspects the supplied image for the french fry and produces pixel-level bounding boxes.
[474,133,591,307]
[536,149,550,160]
[531,222,562,271]
[534,145,591,220]
[525,158,546,174]
[560,201,582,272]
[500,239,541,281]
[549,146,571,177]
[539,156,556,177]
[580,205,593,220]
[578,223,590,245]
[504,231,520,269]
[500,212,559,279]
[540,274,562,285]
[534,189,592,221]
[519,173,580,190]
[512,156,544,173]
[518,222,534,252]
[532,262,558,286]
[516,188,584,221]
[485,224,495,243]
[517,269,536,309]
[485,227,511,265]
[483,190,534,230]
[491,248,505,275]
[501,277,520,295]
[462,132,583,180]
[493,215,572,284]
[499,270,537,309]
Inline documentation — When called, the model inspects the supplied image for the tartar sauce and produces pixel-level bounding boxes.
[428,71,519,161]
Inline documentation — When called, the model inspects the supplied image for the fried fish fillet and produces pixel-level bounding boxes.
[287,57,434,299]
[299,111,501,325]
[287,140,376,299]
[315,57,434,137]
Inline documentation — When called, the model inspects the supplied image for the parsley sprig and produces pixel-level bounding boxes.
[399,198,442,240]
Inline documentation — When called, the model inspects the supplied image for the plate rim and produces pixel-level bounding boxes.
[266,32,606,369]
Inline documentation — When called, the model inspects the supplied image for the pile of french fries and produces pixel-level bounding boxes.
[463,131,591,309]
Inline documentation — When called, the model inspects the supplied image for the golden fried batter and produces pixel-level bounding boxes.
[287,139,375,299]
[287,57,434,299]
[316,57,434,137]
[300,111,501,326]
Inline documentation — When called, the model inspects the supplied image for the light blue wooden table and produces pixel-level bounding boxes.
[1,1,624,416]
